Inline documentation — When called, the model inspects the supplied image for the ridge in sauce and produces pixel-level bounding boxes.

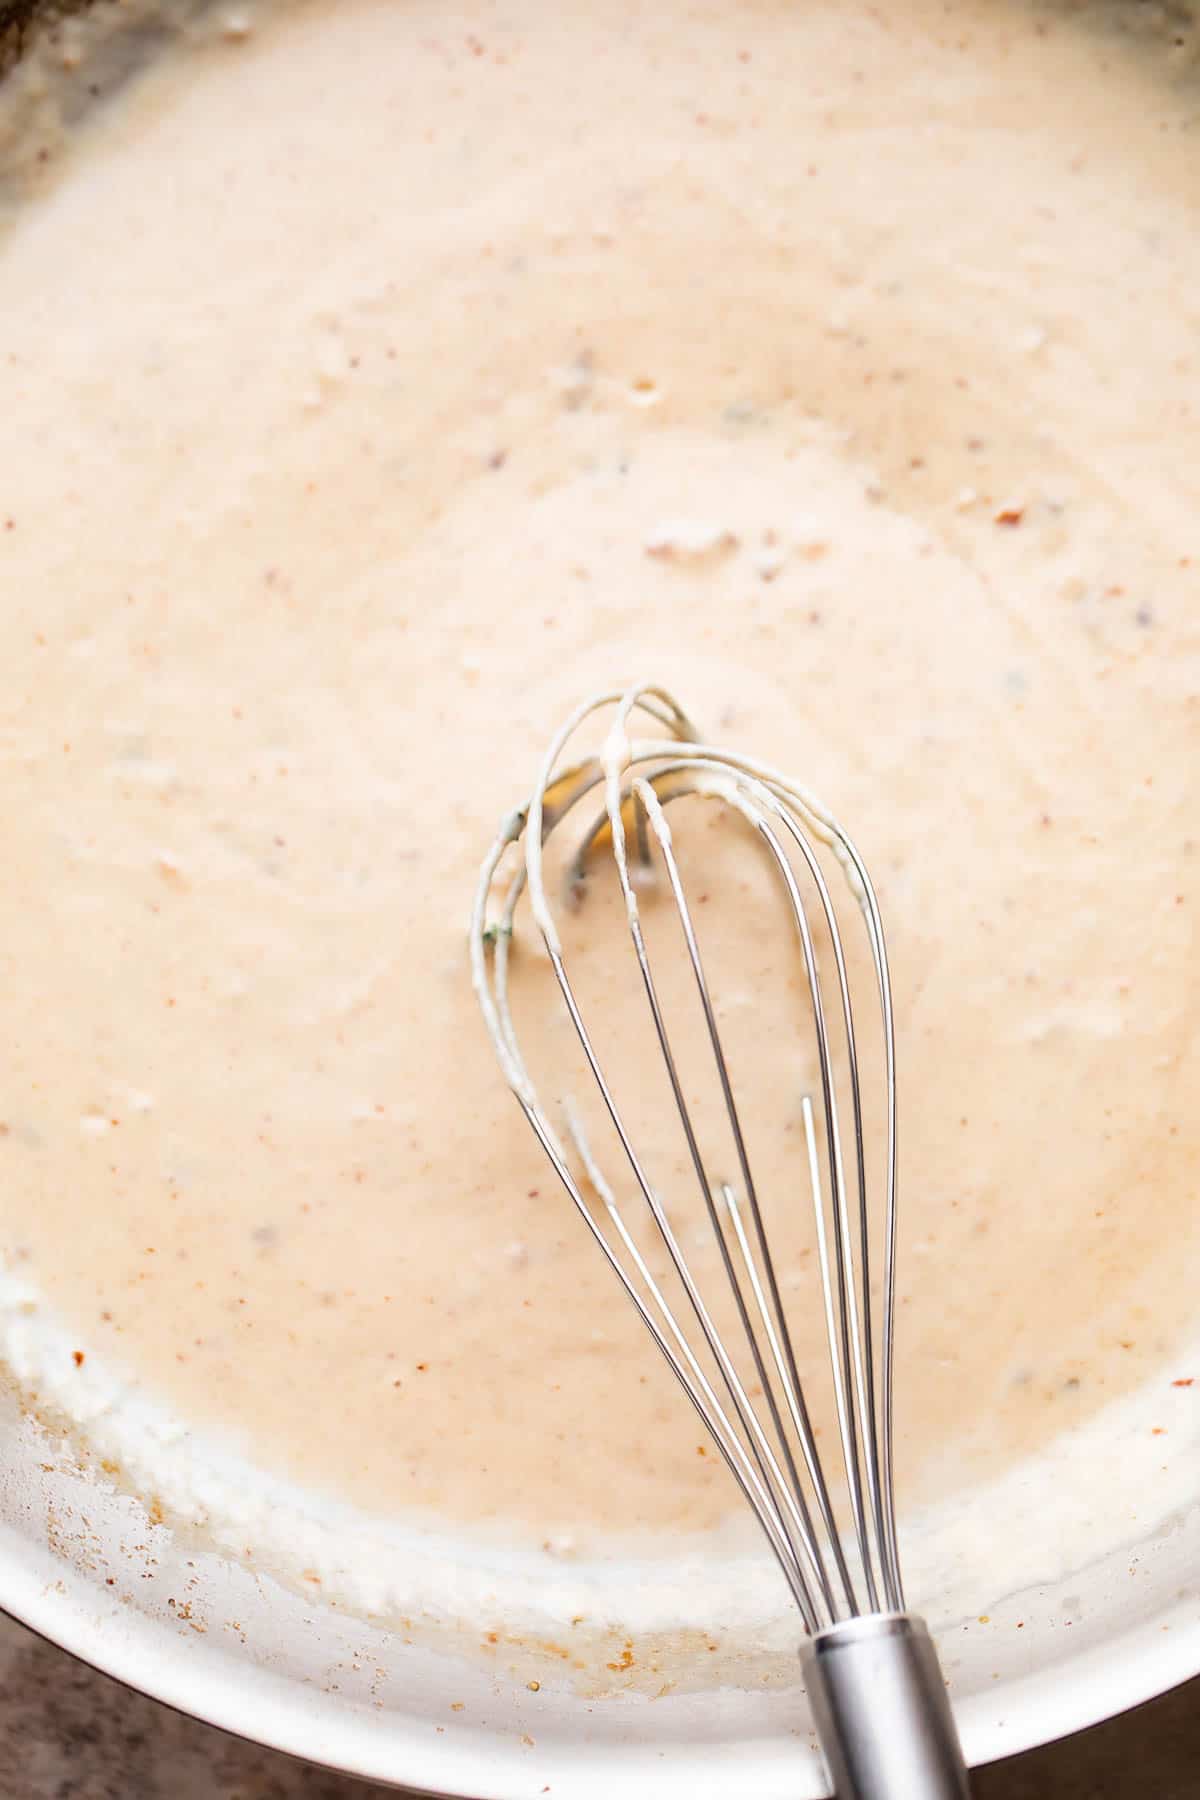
[0,0,1197,1552]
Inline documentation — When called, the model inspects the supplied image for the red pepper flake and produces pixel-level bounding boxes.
[72,1350,85,1367]
[416,1362,429,1372]
[1152,1427,1167,1436]
[1172,1378,1194,1388]
[994,502,1025,526]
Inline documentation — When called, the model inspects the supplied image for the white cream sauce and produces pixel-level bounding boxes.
[0,0,1197,1634]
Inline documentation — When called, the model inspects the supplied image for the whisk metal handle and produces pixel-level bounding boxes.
[802,1613,970,1799]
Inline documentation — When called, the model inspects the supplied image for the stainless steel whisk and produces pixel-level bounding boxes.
[470,684,970,1800]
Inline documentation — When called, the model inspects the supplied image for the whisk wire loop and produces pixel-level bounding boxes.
[470,684,903,1633]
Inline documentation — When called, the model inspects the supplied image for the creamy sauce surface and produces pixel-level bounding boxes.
[0,0,1198,1574]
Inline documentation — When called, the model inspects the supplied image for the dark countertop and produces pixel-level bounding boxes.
[1,1610,1197,1799]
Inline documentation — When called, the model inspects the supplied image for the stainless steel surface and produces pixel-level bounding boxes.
[4,1607,1198,1797]
[804,1616,971,1800]
[472,682,970,1794]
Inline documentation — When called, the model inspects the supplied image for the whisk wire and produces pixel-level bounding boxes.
[720,1174,859,1617]
[470,684,904,1634]
[555,1102,822,1624]
[765,803,884,1614]
[545,924,837,1621]
[478,777,831,1619]
[619,802,841,1621]
[625,775,854,1621]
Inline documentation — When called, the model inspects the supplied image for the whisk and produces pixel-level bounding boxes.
[470,684,970,1800]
